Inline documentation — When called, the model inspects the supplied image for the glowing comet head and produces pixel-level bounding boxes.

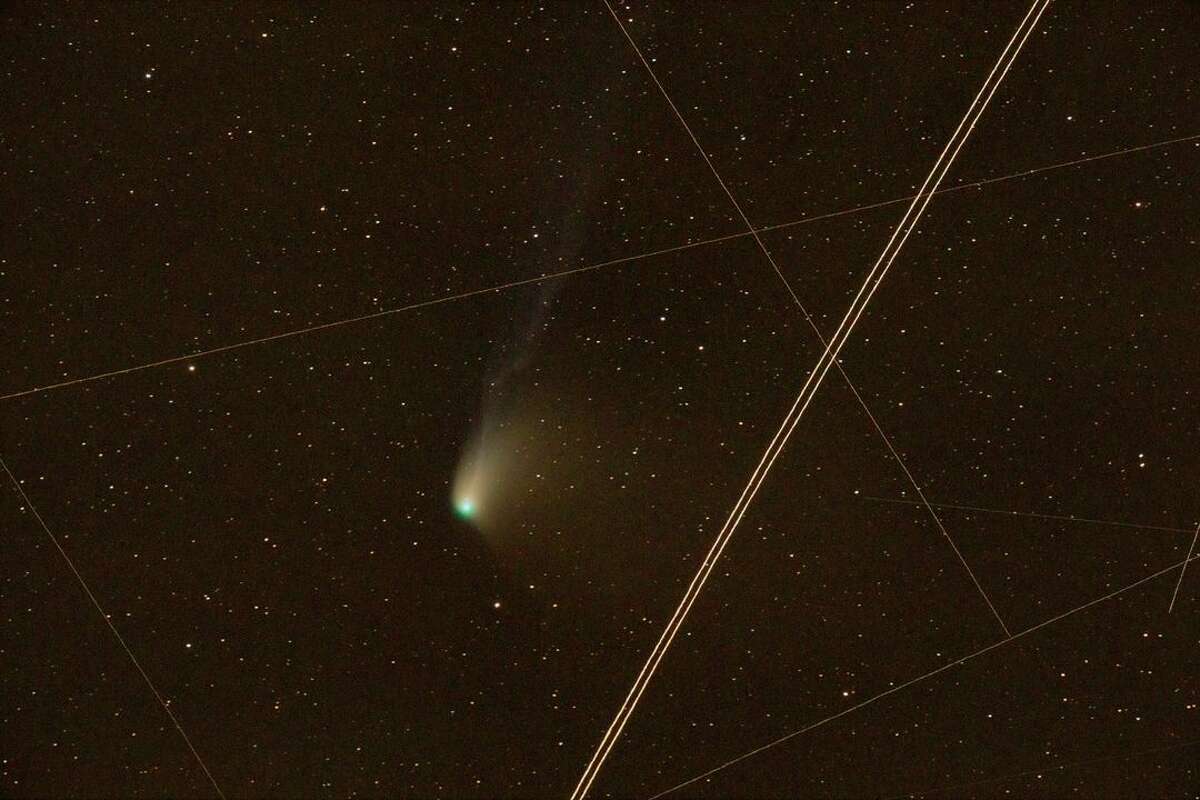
[455,498,476,519]
[452,411,534,535]
[452,429,501,530]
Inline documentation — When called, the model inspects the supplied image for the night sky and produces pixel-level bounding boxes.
[2,2,1198,799]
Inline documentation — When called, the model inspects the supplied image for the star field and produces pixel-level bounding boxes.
[1,2,1198,799]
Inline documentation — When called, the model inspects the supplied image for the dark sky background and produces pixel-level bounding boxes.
[2,2,1198,798]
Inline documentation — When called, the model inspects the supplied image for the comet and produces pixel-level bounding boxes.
[454,498,476,519]
[450,412,526,534]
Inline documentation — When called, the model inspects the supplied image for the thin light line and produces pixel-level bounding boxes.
[578,0,1046,794]
[570,2,1046,798]
[1167,522,1200,613]
[832,377,1011,636]
[755,131,1200,236]
[0,239,743,402]
[647,548,1200,799]
[1,455,226,799]
[608,0,1010,637]
[883,738,1200,799]
[3,131,1195,405]
[862,494,1196,535]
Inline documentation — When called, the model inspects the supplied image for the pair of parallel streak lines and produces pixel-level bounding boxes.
[608,1,1197,793]
[3,8,1189,800]
[571,1,1051,797]
[649,548,1200,798]
[601,3,1012,641]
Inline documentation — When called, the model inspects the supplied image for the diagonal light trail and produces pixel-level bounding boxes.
[1167,522,1200,613]
[2,132,1195,405]
[1,454,226,799]
[754,130,1200,237]
[827,373,1011,634]
[648,548,1200,798]
[569,2,1050,798]
[598,0,1013,640]
[862,494,1198,535]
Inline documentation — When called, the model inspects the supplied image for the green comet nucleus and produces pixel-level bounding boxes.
[455,498,475,519]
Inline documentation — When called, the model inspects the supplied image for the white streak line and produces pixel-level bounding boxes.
[832,376,1011,636]
[1,455,226,799]
[648,549,1200,799]
[862,494,1198,535]
[569,2,1049,797]
[4,132,1193,405]
[1167,522,1200,613]
[605,0,1012,638]
[0,249,720,402]
[755,131,1200,236]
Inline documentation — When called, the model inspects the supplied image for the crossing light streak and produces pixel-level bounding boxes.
[569,2,1051,798]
